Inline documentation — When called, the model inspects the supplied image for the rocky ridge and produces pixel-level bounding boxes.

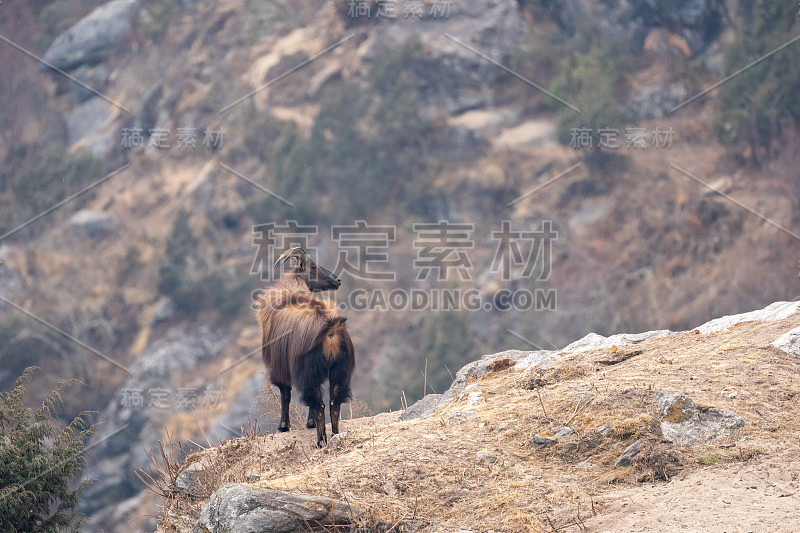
[159,301,800,533]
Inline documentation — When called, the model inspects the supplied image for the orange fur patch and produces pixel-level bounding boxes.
[322,320,346,362]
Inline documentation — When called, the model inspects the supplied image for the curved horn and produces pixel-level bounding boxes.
[274,247,308,268]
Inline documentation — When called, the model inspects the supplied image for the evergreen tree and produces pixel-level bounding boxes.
[0,367,95,532]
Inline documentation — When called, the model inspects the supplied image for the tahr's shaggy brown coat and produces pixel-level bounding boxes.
[255,248,355,447]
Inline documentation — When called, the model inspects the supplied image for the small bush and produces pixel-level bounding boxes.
[0,367,96,532]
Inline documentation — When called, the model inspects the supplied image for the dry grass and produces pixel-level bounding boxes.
[153,311,800,532]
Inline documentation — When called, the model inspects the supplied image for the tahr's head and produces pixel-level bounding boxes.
[274,247,341,292]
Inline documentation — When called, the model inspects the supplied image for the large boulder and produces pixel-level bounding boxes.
[66,96,119,158]
[194,483,357,533]
[655,392,745,445]
[42,0,140,71]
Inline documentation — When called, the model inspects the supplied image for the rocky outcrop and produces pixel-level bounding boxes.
[402,326,678,421]
[655,392,745,446]
[42,0,140,71]
[614,439,644,467]
[66,97,119,158]
[356,0,528,114]
[696,301,800,334]
[194,483,357,533]
[627,83,689,119]
[402,301,799,423]
[773,326,800,357]
[545,0,725,56]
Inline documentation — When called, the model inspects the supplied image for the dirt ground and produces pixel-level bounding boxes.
[585,446,800,532]
[158,309,800,533]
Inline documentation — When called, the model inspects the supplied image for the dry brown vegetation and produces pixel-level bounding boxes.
[150,310,800,532]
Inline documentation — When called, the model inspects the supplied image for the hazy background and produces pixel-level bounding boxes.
[0,0,798,530]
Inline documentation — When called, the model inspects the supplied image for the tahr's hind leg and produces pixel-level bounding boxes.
[302,386,326,447]
[330,400,341,436]
[277,385,291,432]
[306,407,316,428]
[329,368,352,437]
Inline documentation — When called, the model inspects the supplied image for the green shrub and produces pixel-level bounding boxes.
[0,367,95,533]
[712,2,800,162]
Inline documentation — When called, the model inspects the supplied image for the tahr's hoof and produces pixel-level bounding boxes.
[306,419,316,428]
[277,422,290,432]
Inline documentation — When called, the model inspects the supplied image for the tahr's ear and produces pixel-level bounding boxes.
[336,316,347,325]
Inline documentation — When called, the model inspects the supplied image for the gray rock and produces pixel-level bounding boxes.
[382,480,397,497]
[695,301,800,334]
[399,393,442,421]
[70,64,111,104]
[466,391,483,406]
[655,392,745,446]
[596,424,613,437]
[554,426,576,440]
[176,463,205,499]
[449,411,476,423]
[627,83,689,119]
[614,439,644,467]
[476,451,497,464]
[69,209,115,238]
[439,349,560,407]
[66,97,119,158]
[772,326,800,357]
[42,0,140,71]
[328,432,347,448]
[194,483,357,533]
[529,435,557,448]
[152,297,176,325]
[560,329,675,355]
